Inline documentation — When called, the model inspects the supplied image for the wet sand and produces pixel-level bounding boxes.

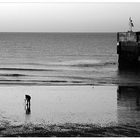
[0,123,140,137]
[0,85,139,137]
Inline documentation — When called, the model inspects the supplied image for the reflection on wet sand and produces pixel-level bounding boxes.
[25,102,31,123]
[25,103,31,115]
[0,86,118,126]
[0,85,139,129]
[117,86,140,124]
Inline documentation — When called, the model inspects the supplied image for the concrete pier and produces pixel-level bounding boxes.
[117,31,140,68]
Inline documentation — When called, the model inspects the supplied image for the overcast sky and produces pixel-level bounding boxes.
[0,2,139,32]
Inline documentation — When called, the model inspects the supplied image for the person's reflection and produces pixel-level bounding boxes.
[25,104,31,115]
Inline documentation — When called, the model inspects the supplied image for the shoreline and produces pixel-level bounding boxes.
[0,85,139,137]
[0,83,139,86]
[0,123,140,137]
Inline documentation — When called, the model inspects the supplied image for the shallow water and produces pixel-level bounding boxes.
[0,86,139,128]
[0,33,139,86]
[0,33,118,85]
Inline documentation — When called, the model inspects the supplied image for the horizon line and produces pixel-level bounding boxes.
[0,31,118,33]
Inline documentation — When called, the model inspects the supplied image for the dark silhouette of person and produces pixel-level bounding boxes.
[25,95,31,114]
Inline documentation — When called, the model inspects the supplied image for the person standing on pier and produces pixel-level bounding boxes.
[129,17,134,32]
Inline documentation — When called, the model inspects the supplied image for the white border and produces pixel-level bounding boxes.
[0,0,139,3]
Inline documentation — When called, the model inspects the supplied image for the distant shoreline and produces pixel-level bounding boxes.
[0,82,139,87]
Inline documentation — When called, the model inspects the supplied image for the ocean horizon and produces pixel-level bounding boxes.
[0,32,118,86]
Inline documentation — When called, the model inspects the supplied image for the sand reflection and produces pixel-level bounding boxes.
[0,86,118,126]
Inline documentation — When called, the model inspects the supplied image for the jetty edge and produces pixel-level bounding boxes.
[117,31,140,68]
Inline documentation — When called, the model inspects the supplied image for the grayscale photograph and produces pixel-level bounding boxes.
[0,0,139,137]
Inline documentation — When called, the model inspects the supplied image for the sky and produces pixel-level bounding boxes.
[0,1,139,32]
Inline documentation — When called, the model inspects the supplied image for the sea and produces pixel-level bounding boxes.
[0,32,118,85]
[0,32,140,135]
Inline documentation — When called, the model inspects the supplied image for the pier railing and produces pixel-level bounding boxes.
[117,32,137,42]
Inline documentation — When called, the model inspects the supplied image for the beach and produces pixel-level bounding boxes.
[0,33,140,136]
[0,85,139,136]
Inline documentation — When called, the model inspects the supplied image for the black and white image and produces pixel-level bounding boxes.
[0,1,139,137]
